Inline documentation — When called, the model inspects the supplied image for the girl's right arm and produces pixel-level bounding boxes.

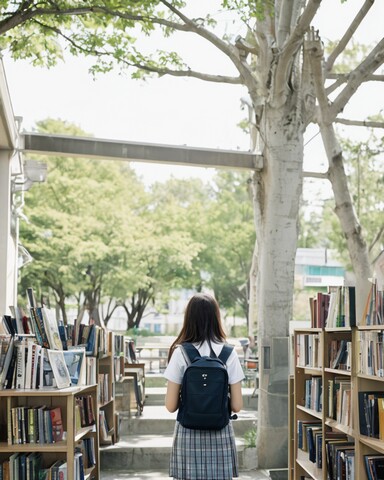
[165,380,181,413]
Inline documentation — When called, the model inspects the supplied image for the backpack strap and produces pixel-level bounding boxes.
[218,344,234,365]
[180,342,201,364]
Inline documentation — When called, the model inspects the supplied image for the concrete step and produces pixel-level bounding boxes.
[101,468,271,479]
[100,433,258,471]
[118,405,257,437]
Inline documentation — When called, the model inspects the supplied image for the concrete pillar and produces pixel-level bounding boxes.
[0,150,17,316]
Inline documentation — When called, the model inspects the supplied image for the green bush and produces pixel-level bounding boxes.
[244,427,257,448]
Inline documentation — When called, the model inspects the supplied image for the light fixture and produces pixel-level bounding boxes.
[12,159,47,192]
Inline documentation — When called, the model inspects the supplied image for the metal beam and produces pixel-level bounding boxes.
[23,133,263,170]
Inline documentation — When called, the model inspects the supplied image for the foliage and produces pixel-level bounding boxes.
[244,427,257,448]
[314,128,384,268]
[19,119,202,327]
[19,121,255,327]
[147,171,255,321]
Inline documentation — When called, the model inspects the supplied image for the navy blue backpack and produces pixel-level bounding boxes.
[177,342,234,430]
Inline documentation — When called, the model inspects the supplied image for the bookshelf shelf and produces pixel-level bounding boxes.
[323,418,354,436]
[324,368,351,376]
[296,450,322,479]
[0,442,68,453]
[0,384,99,480]
[296,405,323,420]
[359,435,384,454]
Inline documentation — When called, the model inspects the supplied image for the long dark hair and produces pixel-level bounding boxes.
[168,293,227,361]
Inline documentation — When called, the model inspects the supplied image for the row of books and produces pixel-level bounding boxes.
[0,452,67,480]
[359,391,384,439]
[304,376,322,412]
[98,373,111,405]
[0,335,97,390]
[297,420,322,465]
[297,419,355,478]
[324,434,354,480]
[99,410,113,444]
[2,287,109,358]
[327,377,352,427]
[359,330,384,377]
[75,395,96,429]
[296,333,323,368]
[362,278,384,326]
[0,442,94,480]
[309,286,356,329]
[365,454,384,480]
[329,339,351,371]
[7,405,64,445]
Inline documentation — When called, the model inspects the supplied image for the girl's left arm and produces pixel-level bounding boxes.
[165,380,181,413]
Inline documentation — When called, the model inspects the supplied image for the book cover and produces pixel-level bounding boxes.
[43,409,53,443]
[57,462,67,480]
[3,344,17,390]
[47,350,71,389]
[30,307,49,348]
[41,306,63,350]
[50,407,64,442]
[0,336,14,388]
[63,348,86,386]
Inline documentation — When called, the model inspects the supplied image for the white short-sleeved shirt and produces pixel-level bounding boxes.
[163,341,245,385]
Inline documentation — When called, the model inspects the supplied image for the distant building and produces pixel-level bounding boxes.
[108,248,347,332]
[295,248,345,289]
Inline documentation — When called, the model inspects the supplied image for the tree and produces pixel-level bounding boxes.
[4,0,384,468]
[151,171,256,321]
[198,171,255,322]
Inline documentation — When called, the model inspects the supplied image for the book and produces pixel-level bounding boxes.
[359,391,384,438]
[365,454,384,480]
[57,461,67,480]
[41,306,63,350]
[0,336,14,388]
[63,348,86,386]
[50,407,64,442]
[47,350,71,389]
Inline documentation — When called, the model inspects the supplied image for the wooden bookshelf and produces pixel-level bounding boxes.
[292,277,384,480]
[98,331,117,446]
[0,384,99,480]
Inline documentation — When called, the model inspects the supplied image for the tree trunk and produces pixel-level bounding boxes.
[253,107,303,468]
[320,124,373,316]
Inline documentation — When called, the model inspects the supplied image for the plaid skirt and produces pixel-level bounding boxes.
[169,421,239,480]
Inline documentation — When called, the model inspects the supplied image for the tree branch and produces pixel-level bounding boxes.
[329,38,384,119]
[307,32,330,122]
[273,0,322,107]
[335,118,384,129]
[325,0,374,72]
[32,19,242,84]
[158,0,255,86]
[303,170,328,179]
[326,73,384,96]
[276,0,294,49]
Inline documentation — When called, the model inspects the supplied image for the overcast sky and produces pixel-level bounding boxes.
[3,0,383,199]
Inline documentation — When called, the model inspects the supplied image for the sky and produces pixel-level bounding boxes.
[3,0,383,203]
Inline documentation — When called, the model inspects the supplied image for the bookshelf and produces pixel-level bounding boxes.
[98,331,117,446]
[0,384,99,480]
[292,277,384,480]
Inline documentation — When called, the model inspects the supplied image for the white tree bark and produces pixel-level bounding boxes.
[251,104,304,467]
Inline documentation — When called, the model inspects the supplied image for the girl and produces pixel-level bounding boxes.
[164,292,244,480]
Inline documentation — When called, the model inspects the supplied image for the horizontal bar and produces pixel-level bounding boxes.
[22,133,262,170]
